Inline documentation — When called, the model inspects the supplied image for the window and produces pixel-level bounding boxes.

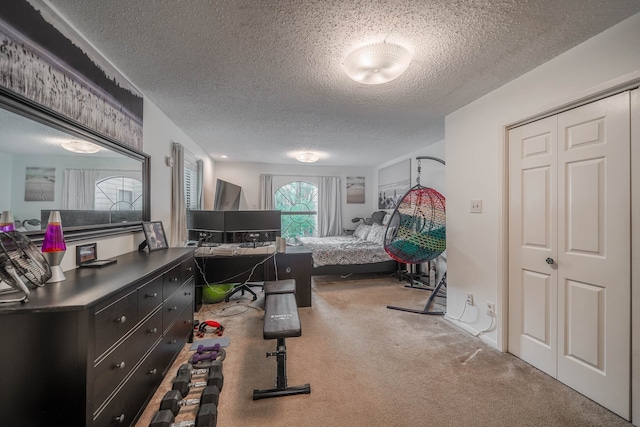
[95,176,142,210]
[274,181,318,242]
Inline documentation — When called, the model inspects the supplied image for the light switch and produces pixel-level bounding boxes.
[470,200,482,213]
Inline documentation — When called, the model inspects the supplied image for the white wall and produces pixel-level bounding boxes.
[445,12,640,349]
[213,162,377,229]
[143,99,215,232]
[0,153,12,210]
[377,139,446,197]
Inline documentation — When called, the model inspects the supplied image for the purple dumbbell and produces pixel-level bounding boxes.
[196,343,221,354]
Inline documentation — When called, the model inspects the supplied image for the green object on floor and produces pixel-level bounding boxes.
[202,283,235,303]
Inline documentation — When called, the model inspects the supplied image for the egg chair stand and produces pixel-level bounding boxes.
[387,271,446,315]
[384,156,447,316]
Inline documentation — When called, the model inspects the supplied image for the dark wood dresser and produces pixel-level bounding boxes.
[0,247,195,427]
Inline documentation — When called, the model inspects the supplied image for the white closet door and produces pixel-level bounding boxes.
[508,92,630,419]
[508,115,558,377]
[556,92,630,418]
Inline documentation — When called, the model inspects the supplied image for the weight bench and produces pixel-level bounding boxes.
[253,279,311,400]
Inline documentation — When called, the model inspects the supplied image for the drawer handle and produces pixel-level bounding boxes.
[114,414,125,423]
[170,277,179,282]
[168,306,178,311]
[185,319,192,324]
[114,361,126,369]
[148,368,157,375]
[187,266,192,272]
[169,339,177,344]
[146,292,158,298]
[184,291,191,296]
[149,327,158,334]
[115,316,126,324]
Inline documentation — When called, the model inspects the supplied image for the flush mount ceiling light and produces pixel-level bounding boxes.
[296,152,319,163]
[343,42,412,85]
[60,140,101,154]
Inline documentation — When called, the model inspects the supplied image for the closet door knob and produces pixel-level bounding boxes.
[545,257,555,265]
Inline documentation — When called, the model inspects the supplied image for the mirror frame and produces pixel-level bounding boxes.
[0,86,151,245]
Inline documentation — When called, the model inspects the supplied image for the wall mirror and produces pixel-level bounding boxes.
[0,89,150,244]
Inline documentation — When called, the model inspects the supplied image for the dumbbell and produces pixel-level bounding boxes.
[195,344,221,355]
[160,385,220,416]
[173,364,224,397]
[177,360,221,378]
[149,402,217,427]
[190,351,221,365]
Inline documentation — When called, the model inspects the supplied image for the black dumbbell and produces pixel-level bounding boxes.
[177,359,222,378]
[160,385,220,416]
[149,402,217,427]
[173,366,224,397]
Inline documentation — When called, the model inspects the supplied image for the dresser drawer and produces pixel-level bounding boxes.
[138,274,163,320]
[163,264,182,300]
[162,280,193,333]
[94,309,162,407]
[182,257,194,281]
[158,304,193,374]
[93,341,163,427]
[95,289,138,359]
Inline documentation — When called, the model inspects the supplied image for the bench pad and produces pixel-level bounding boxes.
[263,293,301,340]
[264,279,296,295]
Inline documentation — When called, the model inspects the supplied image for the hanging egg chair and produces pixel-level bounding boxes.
[384,156,447,315]
[384,186,446,264]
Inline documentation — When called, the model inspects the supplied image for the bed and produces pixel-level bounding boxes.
[296,213,399,276]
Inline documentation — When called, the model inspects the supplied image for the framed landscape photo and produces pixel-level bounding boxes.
[346,176,365,204]
[142,221,168,251]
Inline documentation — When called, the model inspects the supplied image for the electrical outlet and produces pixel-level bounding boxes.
[466,293,474,305]
[486,301,496,317]
[470,199,482,213]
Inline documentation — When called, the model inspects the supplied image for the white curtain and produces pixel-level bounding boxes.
[195,159,203,210]
[170,142,187,246]
[259,174,274,210]
[62,169,99,209]
[318,176,342,236]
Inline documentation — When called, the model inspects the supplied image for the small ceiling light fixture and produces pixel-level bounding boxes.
[343,42,412,85]
[60,140,101,154]
[296,152,319,163]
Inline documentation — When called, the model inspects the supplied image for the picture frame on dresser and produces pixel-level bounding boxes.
[142,221,168,251]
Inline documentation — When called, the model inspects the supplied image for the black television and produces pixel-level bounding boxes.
[213,179,241,211]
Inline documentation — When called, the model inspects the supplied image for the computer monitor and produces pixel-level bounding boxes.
[187,210,225,231]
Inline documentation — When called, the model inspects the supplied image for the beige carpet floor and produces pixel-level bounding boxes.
[135,274,633,427]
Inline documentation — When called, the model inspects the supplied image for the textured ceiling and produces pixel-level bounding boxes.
[31,0,640,166]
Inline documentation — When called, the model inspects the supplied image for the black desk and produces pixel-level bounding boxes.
[195,246,312,309]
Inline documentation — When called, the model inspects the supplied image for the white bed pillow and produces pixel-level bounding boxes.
[353,223,371,240]
[366,223,387,245]
[382,212,391,225]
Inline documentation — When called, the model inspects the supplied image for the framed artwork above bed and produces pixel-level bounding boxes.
[378,158,411,209]
[346,176,365,204]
